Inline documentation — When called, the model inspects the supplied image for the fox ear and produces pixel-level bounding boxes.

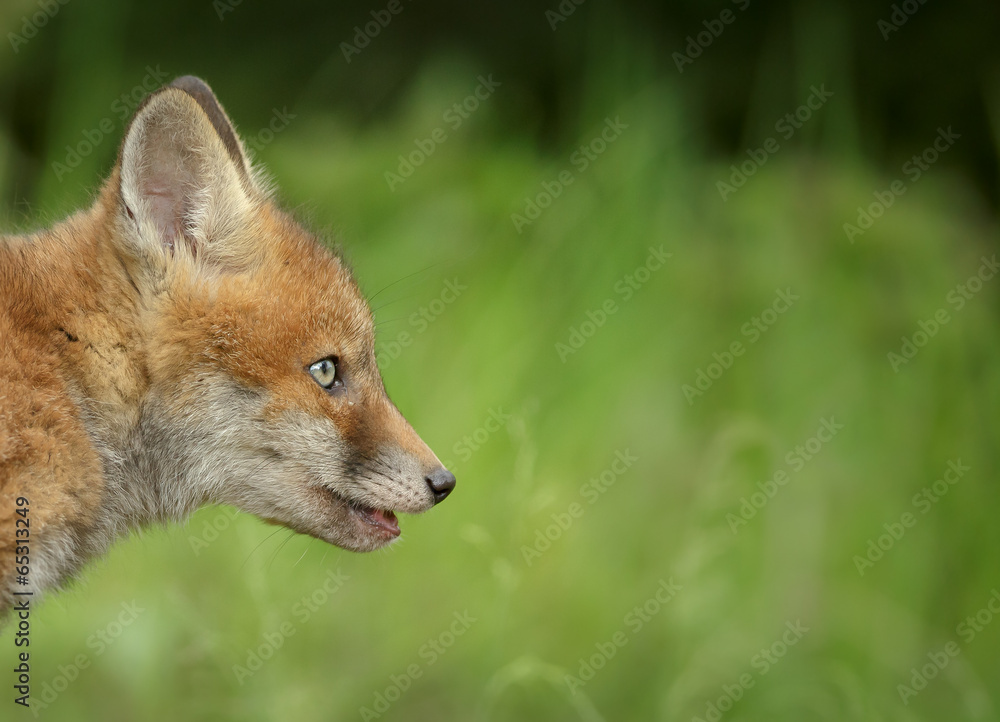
[116,76,258,268]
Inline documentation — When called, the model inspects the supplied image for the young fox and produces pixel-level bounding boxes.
[0,76,456,612]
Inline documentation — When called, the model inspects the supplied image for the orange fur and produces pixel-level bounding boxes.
[0,77,454,612]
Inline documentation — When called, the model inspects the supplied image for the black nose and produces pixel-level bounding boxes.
[426,468,456,504]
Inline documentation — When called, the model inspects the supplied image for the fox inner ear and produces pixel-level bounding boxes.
[117,76,255,264]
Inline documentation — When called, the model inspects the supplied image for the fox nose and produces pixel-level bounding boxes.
[426,468,456,504]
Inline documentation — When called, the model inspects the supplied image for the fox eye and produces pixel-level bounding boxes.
[307,357,342,390]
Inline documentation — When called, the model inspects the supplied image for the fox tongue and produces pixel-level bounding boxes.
[363,507,399,536]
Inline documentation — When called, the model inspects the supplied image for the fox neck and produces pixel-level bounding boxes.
[17,203,223,576]
[99,409,226,528]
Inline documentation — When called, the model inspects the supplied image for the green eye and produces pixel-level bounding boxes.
[308,357,341,389]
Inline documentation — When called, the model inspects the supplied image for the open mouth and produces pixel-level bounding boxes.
[349,503,400,537]
[311,485,402,549]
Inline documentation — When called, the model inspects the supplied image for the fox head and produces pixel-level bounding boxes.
[104,76,455,552]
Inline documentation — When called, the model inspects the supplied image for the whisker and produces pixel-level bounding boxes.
[368,263,437,305]
[240,527,284,570]
[267,530,297,570]
[292,541,312,568]
[373,315,411,328]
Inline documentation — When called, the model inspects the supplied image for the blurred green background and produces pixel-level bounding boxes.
[2,1,999,720]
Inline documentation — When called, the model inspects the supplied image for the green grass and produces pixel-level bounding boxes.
[4,60,1000,722]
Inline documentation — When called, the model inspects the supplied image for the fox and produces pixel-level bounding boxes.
[0,76,456,613]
